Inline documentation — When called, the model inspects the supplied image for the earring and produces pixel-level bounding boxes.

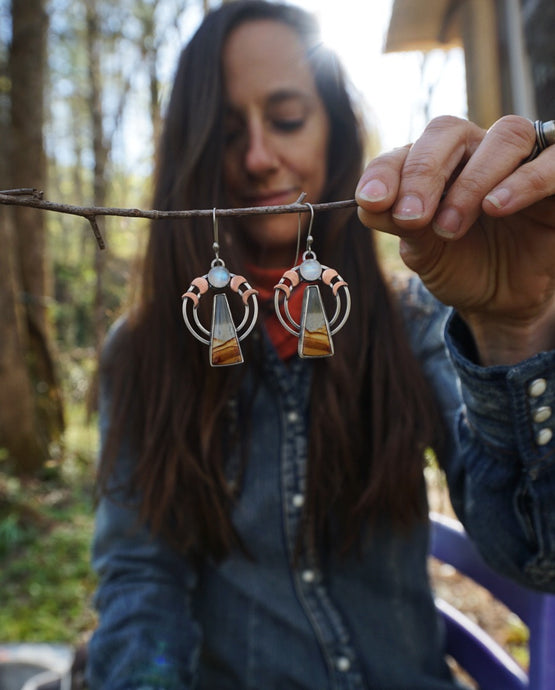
[182,209,259,367]
[273,203,351,358]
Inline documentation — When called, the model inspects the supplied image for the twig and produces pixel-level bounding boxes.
[1,188,44,198]
[0,189,358,251]
[86,216,106,250]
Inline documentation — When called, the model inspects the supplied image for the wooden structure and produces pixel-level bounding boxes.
[385,0,536,129]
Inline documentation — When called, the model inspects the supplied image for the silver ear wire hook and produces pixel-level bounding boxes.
[304,202,315,255]
[295,210,302,265]
[212,207,220,261]
[293,200,315,265]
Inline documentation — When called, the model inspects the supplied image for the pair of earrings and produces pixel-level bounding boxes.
[182,205,351,367]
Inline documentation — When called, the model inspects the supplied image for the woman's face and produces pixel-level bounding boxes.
[222,20,330,267]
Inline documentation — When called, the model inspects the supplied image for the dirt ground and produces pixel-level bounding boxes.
[426,468,529,689]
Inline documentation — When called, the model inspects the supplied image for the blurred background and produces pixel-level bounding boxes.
[0,0,553,682]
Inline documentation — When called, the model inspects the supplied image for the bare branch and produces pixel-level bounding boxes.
[0,190,358,251]
[86,215,106,250]
[1,188,44,198]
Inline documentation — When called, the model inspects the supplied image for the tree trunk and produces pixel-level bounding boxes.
[0,0,64,474]
[85,0,109,355]
[0,208,48,473]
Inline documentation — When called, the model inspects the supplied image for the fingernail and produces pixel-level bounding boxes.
[485,187,510,209]
[392,194,424,220]
[358,178,388,202]
[432,207,462,238]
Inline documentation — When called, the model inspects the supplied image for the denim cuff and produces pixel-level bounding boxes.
[445,312,555,472]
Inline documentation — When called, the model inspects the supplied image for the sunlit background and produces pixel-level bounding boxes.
[285,0,467,151]
[113,0,467,172]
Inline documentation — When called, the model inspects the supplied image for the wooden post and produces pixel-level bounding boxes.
[461,0,503,128]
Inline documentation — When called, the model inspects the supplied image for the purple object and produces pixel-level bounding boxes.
[430,512,555,690]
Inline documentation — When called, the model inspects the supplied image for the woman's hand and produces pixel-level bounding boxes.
[356,115,555,365]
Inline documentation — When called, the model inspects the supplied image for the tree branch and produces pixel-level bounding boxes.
[0,189,358,250]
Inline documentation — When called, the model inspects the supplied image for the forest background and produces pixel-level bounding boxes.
[0,0,554,658]
[0,0,226,643]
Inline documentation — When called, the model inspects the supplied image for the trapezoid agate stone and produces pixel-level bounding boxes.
[298,284,333,358]
[210,293,244,366]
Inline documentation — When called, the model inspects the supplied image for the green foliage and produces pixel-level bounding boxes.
[0,514,98,642]
[47,164,149,353]
[0,513,33,559]
[0,399,99,644]
[0,466,41,558]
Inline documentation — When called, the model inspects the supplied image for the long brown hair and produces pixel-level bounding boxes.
[99,1,445,560]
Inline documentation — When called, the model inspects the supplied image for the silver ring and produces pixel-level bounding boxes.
[526,119,555,161]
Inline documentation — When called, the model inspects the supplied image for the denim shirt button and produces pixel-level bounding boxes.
[528,378,547,397]
[301,569,316,583]
[535,428,553,446]
[292,493,305,508]
[336,656,351,672]
[533,406,552,424]
[287,411,299,423]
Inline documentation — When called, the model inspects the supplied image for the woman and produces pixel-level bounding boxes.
[87,2,555,688]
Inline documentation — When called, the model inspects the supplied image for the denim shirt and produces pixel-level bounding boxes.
[87,278,555,690]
